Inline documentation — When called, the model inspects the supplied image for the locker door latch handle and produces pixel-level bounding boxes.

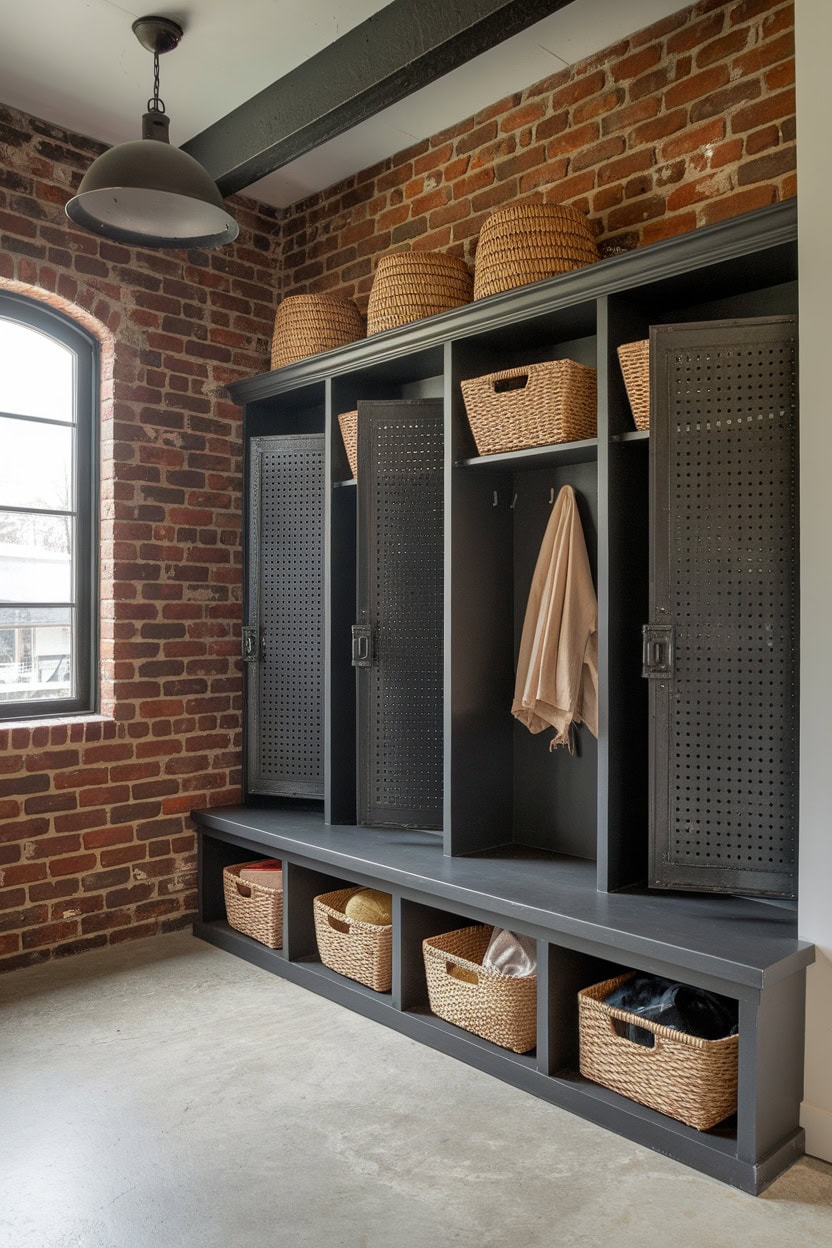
[351,623,375,668]
[242,626,260,663]
[642,624,673,678]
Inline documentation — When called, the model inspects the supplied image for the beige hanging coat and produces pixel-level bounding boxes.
[511,484,598,751]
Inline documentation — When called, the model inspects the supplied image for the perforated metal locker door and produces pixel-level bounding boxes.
[246,434,324,798]
[356,400,444,829]
[646,317,798,897]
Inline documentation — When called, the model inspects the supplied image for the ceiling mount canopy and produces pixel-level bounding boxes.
[65,14,239,250]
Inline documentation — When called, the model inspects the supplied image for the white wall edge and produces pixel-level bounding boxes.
[801,1101,832,1166]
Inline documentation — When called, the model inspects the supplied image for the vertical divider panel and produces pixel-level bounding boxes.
[446,340,514,856]
[595,296,611,889]
[598,296,650,892]
[736,975,806,1165]
[326,377,358,825]
[443,342,453,857]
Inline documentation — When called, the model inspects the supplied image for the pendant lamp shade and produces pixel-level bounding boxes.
[65,17,238,250]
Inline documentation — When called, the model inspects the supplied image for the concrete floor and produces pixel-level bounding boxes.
[1,934,831,1248]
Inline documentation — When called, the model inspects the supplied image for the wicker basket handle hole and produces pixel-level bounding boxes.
[328,915,351,935]
[492,373,529,395]
[611,1017,656,1049]
[234,881,252,898]
[447,961,479,985]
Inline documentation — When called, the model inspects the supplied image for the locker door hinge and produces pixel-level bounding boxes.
[242,627,260,663]
[642,624,673,678]
[351,623,375,667]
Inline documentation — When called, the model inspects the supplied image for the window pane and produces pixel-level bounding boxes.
[0,417,74,510]
[0,319,74,422]
[0,606,73,703]
[0,511,73,602]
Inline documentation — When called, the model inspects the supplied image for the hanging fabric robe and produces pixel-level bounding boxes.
[511,484,598,751]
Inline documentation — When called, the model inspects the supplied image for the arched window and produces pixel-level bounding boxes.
[0,292,98,718]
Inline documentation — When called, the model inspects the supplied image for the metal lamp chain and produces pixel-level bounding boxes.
[147,50,165,114]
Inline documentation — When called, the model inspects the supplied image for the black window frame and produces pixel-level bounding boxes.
[0,291,99,720]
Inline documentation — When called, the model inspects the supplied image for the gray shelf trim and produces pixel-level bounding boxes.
[456,438,598,470]
[194,807,813,991]
[194,915,793,1194]
[228,202,796,405]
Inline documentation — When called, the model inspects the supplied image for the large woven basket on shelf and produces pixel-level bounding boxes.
[271,294,363,370]
[473,201,599,300]
[461,359,597,456]
[223,861,283,949]
[617,339,650,430]
[423,924,537,1053]
[578,974,739,1131]
[367,251,473,335]
[313,887,392,992]
[337,410,358,479]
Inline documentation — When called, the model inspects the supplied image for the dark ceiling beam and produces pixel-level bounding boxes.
[182,0,573,197]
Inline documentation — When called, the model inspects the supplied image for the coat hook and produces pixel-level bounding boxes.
[548,487,555,505]
[510,492,518,510]
[492,490,499,508]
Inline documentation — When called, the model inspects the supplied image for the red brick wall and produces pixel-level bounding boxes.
[0,103,281,972]
[279,0,795,314]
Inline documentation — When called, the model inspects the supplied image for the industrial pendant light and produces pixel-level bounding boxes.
[65,16,238,249]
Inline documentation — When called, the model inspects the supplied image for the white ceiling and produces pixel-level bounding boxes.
[0,0,685,210]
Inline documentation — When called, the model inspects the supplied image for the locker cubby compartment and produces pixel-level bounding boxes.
[244,378,326,440]
[284,862,394,1002]
[448,456,598,859]
[196,831,288,961]
[329,399,445,834]
[605,271,799,440]
[245,432,325,802]
[451,310,598,464]
[398,897,539,1069]
[560,955,741,1147]
[330,349,444,485]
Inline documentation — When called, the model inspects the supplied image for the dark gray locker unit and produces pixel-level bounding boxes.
[355,399,444,829]
[246,434,325,798]
[646,317,799,897]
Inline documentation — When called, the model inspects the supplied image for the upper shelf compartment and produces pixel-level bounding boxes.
[227,202,797,408]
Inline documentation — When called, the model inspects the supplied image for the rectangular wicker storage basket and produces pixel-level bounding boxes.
[223,861,283,949]
[422,924,537,1054]
[313,887,392,992]
[616,339,650,430]
[337,410,358,479]
[460,359,597,456]
[578,974,739,1130]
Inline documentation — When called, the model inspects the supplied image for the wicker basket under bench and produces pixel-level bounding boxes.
[578,973,739,1131]
[423,924,537,1054]
[223,861,283,949]
[313,887,393,992]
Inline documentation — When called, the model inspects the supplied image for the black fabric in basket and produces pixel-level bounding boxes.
[604,974,738,1046]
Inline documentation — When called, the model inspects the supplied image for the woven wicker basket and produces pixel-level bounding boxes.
[338,410,358,480]
[367,251,473,335]
[474,201,598,300]
[461,359,597,456]
[617,339,650,430]
[578,974,739,1130]
[423,924,537,1054]
[271,294,363,370]
[313,887,392,992]
[223,861,283,949]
